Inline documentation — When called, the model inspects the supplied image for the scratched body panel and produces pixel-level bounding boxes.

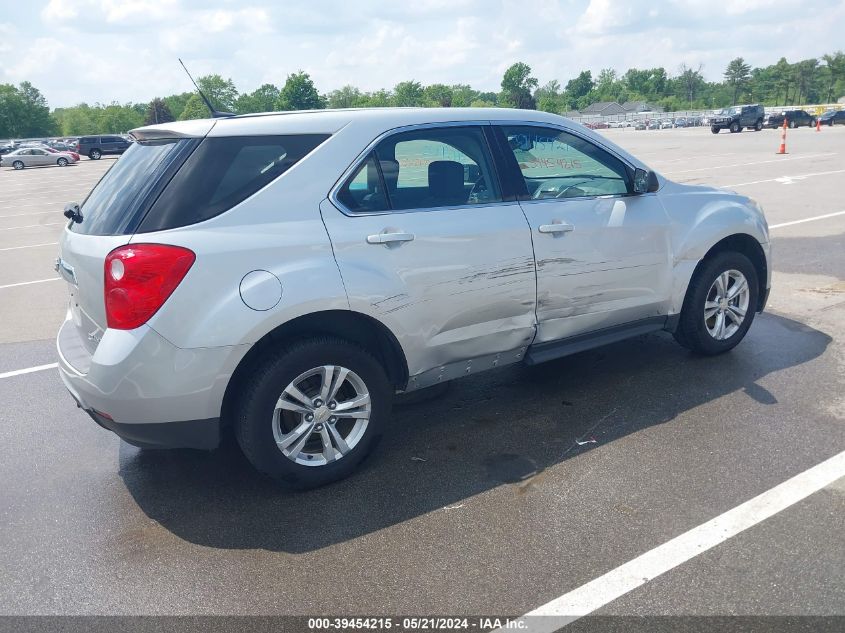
[320,199,537,378]
[521,194,673,343]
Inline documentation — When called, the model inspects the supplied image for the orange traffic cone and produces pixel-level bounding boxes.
[816,117,821,132]
[777,118,787,154]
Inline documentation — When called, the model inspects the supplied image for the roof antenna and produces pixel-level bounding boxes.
[178,58,234,118]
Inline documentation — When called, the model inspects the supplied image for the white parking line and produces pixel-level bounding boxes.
[502,450,845,633]
[769,210,845,229]
[0,363,58,379]
[666,153,835,174]
[0,242,58,252]
[720,169,845,188]
[0,222,64,231]
[0,277,61,290]
[0,210,56,219]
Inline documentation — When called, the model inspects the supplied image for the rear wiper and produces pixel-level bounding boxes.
[64,202,83,224]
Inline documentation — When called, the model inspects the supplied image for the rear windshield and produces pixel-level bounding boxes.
[72,134,328,236]
[72,139,193,235]
[138,134,329,232]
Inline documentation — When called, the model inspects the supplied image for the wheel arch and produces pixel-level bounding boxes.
[221,310,409,426]
[689,234,768,313]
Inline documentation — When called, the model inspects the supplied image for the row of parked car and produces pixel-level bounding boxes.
[0,135,132,169]
[583,105,845,134]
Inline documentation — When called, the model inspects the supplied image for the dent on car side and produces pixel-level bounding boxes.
[55,108,771,486]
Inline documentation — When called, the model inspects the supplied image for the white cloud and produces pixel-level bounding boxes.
[4,0,844,107]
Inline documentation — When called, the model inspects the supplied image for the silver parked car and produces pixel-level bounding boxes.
[56,108,771,488]
[2,147,78,169]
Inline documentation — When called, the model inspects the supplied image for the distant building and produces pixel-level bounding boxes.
[561,110,582,118]
[580,101,626,116]
[622,100,664,113]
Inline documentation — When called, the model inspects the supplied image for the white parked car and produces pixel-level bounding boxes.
[1,147,78,169]
[55,108,771,488]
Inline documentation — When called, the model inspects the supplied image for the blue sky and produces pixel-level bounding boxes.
[1,0,843,107]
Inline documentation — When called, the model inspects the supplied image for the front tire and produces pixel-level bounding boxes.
[235,337,392,489]
[674,252,759,355]
[57,157,68,167]
[711,126,720,134]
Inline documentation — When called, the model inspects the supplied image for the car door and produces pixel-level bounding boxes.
[33,149,52,165]
[494,123,672,343]
[321,124,537,386]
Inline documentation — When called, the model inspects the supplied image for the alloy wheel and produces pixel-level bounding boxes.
[272,365,371,466]
[704,270,750,340]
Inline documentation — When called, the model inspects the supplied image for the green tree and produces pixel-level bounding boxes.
[500,62,538,109]
[196,74,239,112]
[144,98,175,125]
[449,84,478,107]
[13,82,58,137]
[235,83,280,114]
[326,85,362,109]
[179,93,210,120]
[276,71,324,110]
[423,83,453,107]
[564,70,594,101]
[724,57,752,104]
[393,80,424,106]
[821,51,845,102]
[163,92,193,120]
[535,80,562,113]
[677,63,705,107]
[359,89,393,107]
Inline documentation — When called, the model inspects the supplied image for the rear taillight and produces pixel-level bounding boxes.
[104,244,195,330]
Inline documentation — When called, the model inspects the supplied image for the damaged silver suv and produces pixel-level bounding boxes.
[56,108,771,488]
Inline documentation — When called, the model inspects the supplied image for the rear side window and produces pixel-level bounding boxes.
[138,134,329,232]
[73,139,194,236]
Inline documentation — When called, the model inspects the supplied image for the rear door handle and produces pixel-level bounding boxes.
[538,222,574,234]
[366,232,415,245]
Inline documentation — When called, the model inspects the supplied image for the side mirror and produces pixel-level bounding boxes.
[633,168,659,194]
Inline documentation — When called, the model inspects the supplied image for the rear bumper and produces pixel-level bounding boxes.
[85,407,219,449]
[57,312,248,449]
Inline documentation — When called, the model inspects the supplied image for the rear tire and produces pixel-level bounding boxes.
[89,149,101,160]
[754,119,763,131]
[235,337,392,489]
[730,122,741,133]
[12,160,24,170]
[674,252,759,355]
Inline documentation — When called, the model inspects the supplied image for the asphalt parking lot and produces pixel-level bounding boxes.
[1,126,843,630]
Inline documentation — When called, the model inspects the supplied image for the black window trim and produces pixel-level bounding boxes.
[329,121,516,217]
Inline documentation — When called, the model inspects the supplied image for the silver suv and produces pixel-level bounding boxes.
[56,108,771,488]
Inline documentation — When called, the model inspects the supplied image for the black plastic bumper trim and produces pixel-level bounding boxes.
[86,410,220,450]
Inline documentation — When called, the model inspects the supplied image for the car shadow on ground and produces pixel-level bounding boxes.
[119,312,831,553]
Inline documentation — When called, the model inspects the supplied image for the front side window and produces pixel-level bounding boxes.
[499,125,630,199]
[336,126,502,213]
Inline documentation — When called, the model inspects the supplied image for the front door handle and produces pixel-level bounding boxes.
[538,222,574,234]
[366,232,415,245]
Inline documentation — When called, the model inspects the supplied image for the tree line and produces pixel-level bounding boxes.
[2,52,843,138]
